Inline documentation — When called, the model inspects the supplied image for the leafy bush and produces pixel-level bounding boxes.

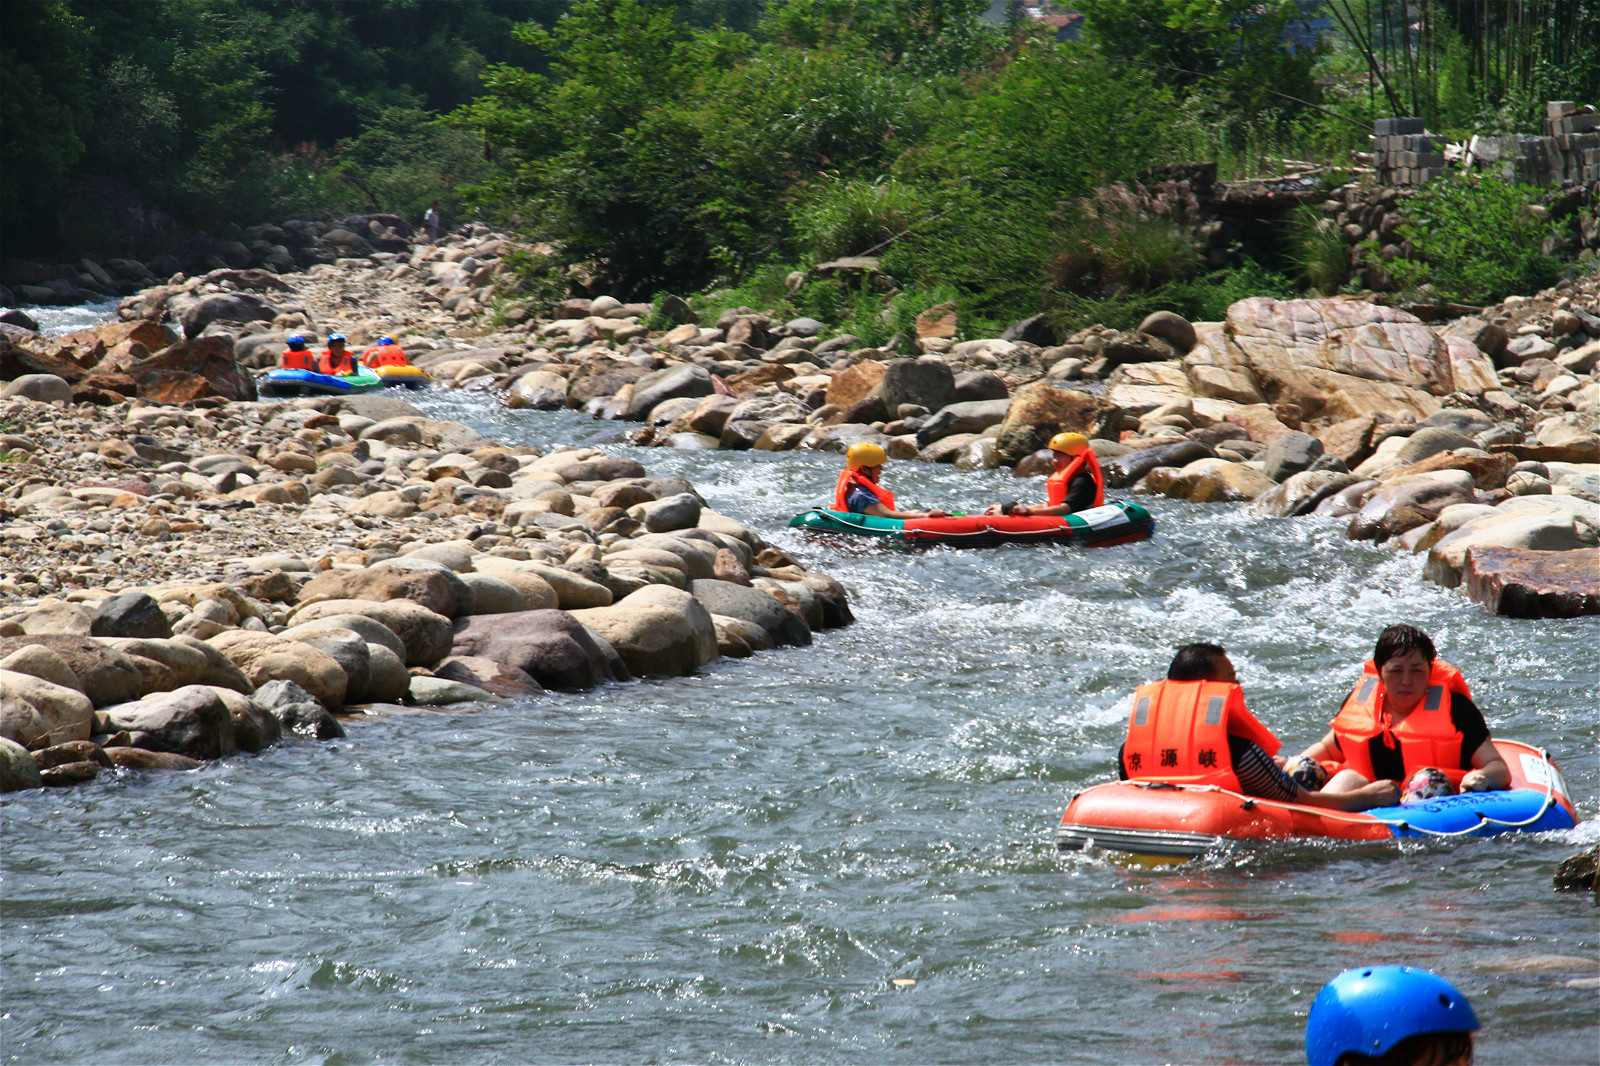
[1289,205,1351,294]
[1048,259,1295,334]
[792,175,924,261]
[1388,175,1563,304]
[1046,187,1201,296]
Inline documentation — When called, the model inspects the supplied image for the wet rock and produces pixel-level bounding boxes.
[408,675,505,706]
[90,592,173,639]
[252,679,345,739]
[434,655,543,698]
[208,630,348,709]
[1553,844,1598,893]
[688,579,811,648]
[994,383,1121,464]
[103,747,203,771]
[40,761,101,787]
[0,670,95,748]
[0,737,43,791]
[95,685,237,758]
[206,687,280,753]
[1425,512,1597,587]
[1249,471,1360,518]
[625,365,715,420]
[1462,547,1600,617]
[449,609,615,690]
[1348,479,1476,541]
[32,740,112,770]
[1261,431,1324,482]
[1103,440,1216,488]
[0,636,143,707]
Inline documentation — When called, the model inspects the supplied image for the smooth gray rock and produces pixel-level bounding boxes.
[951,370,1010,404]
[625,365,715,421]
[95,685,237,759]
[1103,440,1216,488]
[688,579,811,648]
[1395,426,1477,464]
[644,493,702,533]
[90,592,173,640]
[915,399,1011,448]
[1262,431,1325,482]
[449,610,615,691]
[408,675,506,706]
[876,357,955,415]
[0,736,42,792]
[1,374,73,404]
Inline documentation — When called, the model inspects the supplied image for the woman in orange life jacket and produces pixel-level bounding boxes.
[835,442,950,519]
[982,432,1104,516]
[279,334,315,372]
[318,333,356,376]
[1292,625,1510,798]
[1117,643,1398,811]
[362,336,409,369]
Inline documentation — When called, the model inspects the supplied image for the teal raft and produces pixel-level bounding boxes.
[789,501,1154,549]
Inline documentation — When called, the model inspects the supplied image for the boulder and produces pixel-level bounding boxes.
[824,361,887,410]
[1103,440,1215,488]
[687,579,811,648]
[207,630,348,709]
[0,645,81,691]
[1249,471,1362,518]
[644,493,702,533]
[252,680,345,739]
[570,585,718,677]
[1462,547,1600,618]
[1425,512,1597,587]
[365,644,410,703]
[449,610,616,690]
[280,615,403,661]
[875,358,955,414]
[1348,479,1476,541]
[296,565,462,618]
[505,371,569,411]
[288,599,453,667]
[1138,311,1197,352]
[125,334,256,403]
[434,655,543,698]
[455,572,530,615]
[407,676,504,706]
[994,383,1121,464]
[102,637,210,693]
[0,670,94,748]
[470,568,560,612]
[0,737,43,792]
[1105,361,1191,415]
[1318,413,1381,468]
[1165,458,1275,503]
[1261,431,1325,482]
[95,685,237,759]
[915,399,1011,448]
[11,599,93,636]
[1394,426,1476,465]
[103,748,203,772]
[283,627,371,703]
[0,636,142,707]
[170,635,255,693]
[179,292,279,338]
[951,371,1009,404]
[1,374,73,404]
[90,592,172,639]
[625,365,715,420]
[502,562,612,610]
[206,687,280,753]
[1226,296,1454,392]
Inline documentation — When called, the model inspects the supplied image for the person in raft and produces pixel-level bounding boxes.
[279,334,315,372]
[1287,625,1510,801]
[835,442,949,519]
[318,333,356,376]
[1305,964,1479,1066]
[984,431,1103,516]
[362,335,409,369]
[1117,643,1398,811]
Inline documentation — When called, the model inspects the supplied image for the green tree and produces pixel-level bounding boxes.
[0,0,93,242]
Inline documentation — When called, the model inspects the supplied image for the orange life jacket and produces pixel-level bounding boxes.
[319,348,355,376]
[281,348,315,372]
[834,469,896,512]
[362,343,409,368]
[1329,659,1474,784]
[1123,680,1281,790]
[1046,450,1105,509]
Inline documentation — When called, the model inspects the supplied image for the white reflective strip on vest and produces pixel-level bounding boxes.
[1205,695,1225,725]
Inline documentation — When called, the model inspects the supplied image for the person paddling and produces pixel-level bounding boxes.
[835,442,948,519]
[1117,643,1397,812]
[985,432,1103,516]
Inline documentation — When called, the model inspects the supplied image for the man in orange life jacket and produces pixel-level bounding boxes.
[318,333,355,376]
[984,432,1104,517]
[279,334,315,372]
[1292,625,1509,797]
[1118,643,1398,811]
[835,442,949,519]
[362,336,409,369]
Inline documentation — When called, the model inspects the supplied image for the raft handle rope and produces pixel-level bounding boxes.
[1178,747,1563,837]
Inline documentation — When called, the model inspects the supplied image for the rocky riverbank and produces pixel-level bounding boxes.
[0,379,852,794]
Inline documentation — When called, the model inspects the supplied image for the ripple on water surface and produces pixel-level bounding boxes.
[3,394,1596,1064]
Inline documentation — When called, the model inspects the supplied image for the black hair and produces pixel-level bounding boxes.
[1167,643,1229,682]
[1336,1031,1472,1066]
[1373,625,1437,669]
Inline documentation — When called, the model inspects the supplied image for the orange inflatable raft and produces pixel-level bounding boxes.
[1054,740,1579,859]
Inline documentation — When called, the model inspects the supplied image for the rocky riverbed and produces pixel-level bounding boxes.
[1,217,1596,795]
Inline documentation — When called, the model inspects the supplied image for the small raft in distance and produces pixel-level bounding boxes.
[789,501,1154,549]
[258,367,384,398]
[373,363,433,389]
[1053,739,1579,860]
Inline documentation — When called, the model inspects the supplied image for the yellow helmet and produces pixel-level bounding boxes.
[845,441,888,470]
[1048,431,1090,455]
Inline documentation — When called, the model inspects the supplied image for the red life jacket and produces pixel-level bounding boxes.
[281,348,315,372]
[1329,659,1474,784]
[362,344,409,368]
[834,469,896,512]
[319,348,355,376]
[1046,450,1105,509]
[1123,680,1281,790]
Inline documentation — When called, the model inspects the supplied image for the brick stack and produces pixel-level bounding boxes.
[1373,118,1446,186]
[1544,101,1600,187]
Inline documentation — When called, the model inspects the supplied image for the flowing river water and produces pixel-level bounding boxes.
[3,382,1597,1064]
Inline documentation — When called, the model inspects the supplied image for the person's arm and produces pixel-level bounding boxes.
[1295,729,1342,765]
[1295,779,1399,811]
[1461,737,1511,792]
[863,502,947,519]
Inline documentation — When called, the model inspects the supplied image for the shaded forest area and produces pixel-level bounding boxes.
[4,0,1598,329]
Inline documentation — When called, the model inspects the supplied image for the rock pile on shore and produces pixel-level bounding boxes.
[0,388,851,794]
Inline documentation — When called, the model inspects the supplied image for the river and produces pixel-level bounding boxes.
[3,385,1596,1064]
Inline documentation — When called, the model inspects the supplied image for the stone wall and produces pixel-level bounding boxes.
[1376,101,1600,189]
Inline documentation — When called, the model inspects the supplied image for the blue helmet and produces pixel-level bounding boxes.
[285,334,306,349]
[327,332,346,344]
[1306,966,1479,1066]
[380,335,396,346]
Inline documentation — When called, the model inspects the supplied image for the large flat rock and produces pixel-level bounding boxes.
[1463,547,1600,618]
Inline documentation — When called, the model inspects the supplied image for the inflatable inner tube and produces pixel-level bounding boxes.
[789,501,1153,549]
